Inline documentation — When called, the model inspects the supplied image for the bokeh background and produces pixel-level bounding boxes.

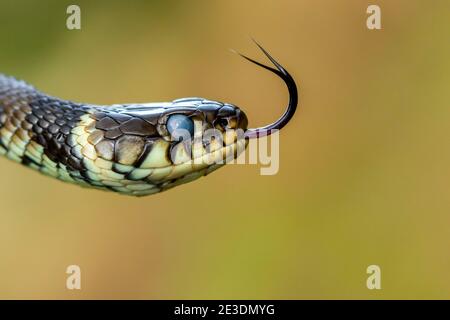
[0,0,449,299]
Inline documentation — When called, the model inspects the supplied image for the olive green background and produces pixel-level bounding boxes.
[0,0,448,299]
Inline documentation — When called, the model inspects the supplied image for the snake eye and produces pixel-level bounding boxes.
[167,114,194,141]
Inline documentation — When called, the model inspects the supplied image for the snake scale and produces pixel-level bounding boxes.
[0,42,298,196]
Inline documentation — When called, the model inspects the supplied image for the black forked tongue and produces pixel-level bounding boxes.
[232,39,298,139]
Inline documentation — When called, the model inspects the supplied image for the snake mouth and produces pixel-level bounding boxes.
[143,133,247,193]
[165,127,248,178]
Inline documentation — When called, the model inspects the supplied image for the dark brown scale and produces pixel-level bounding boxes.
[21,121,33,131]
[92,112,107,120]
[109,113,132,123]
[10,116,21,127]
[114,135,145,165]
[12,109,25,120]
[104,128,123,139]
[134,114,160,126]
[96,116,119,130]
[119,118,156,136]
[95,139,115,160]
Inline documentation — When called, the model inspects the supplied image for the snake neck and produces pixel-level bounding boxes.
[0,74,90,167]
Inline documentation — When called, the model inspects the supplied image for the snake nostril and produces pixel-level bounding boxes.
[218,118,228,128]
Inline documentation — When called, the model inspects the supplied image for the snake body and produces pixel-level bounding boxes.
[0,42,298,196]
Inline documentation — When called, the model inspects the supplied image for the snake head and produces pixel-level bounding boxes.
[156,99,249,167]
[90,98,250,195]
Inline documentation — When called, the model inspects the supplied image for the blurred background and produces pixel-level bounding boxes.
[0,0,449,299]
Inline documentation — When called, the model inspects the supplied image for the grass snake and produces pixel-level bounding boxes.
[0,41,298,196]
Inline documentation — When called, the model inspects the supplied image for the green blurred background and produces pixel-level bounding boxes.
[0,0,449,299]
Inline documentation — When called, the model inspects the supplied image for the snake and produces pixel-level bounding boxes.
[0,41,298,196]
